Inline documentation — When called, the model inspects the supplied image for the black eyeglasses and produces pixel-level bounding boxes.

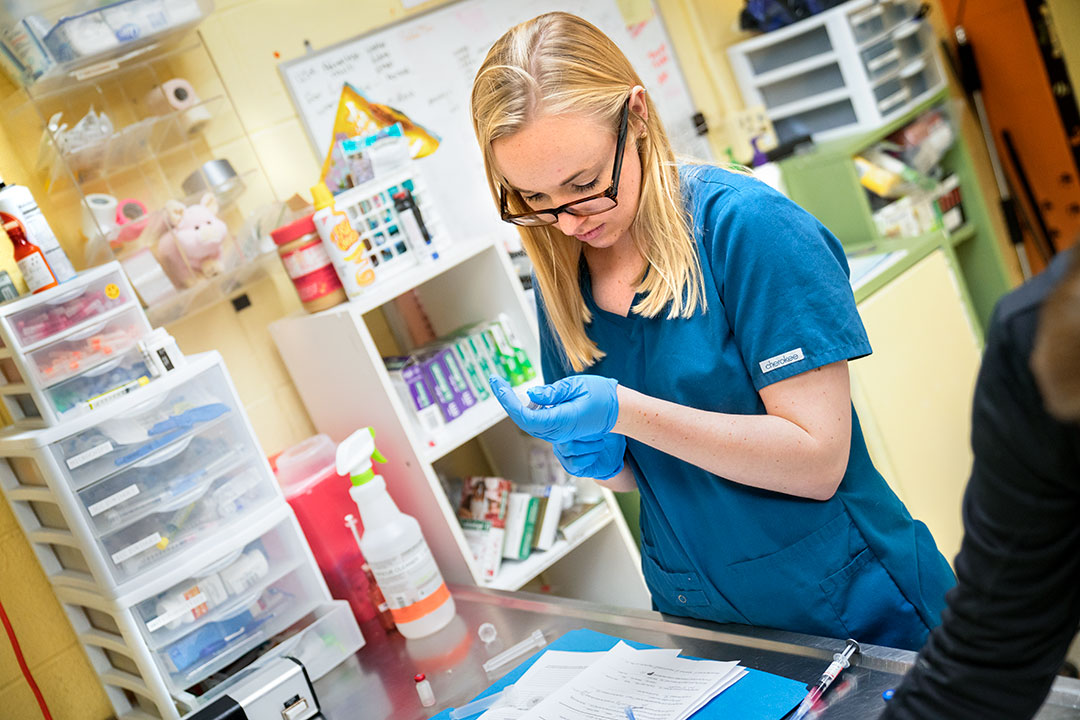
[499,98,630,227]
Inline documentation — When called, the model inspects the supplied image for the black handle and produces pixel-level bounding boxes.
[954,26,982,94]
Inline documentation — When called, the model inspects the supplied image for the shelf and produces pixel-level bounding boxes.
[769,88,852,121]
[337,239,494,317]
[45,95,227,189]
[483,503,614,591]
[877,89,910,114]
[891,19,922,41]
[143,252,277,327]
[421,378,541,463]
[947,223,977,247]
[752,52,839,87]
[899,56,927,79]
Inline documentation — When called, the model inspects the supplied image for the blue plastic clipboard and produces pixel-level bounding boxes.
[431,627,807,719]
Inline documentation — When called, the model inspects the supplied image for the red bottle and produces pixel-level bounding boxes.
[2,212,56,293]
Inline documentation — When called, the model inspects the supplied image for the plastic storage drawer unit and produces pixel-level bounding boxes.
[0,351,283,597]
[0,262,152,426]
[48,512,363,717]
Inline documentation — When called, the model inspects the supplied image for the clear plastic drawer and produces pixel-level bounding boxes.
[25,306,147,388]
[0,265,135,351]
[131,519,316,657]
[156,565,323,690]
[77,421,275,583]
[51,359,238,491]
[42,345,153,420]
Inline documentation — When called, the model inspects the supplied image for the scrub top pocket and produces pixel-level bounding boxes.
[639,536,748,624]
[820,541,930,650]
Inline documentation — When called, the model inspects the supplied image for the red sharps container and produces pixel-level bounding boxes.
[274,434,378,622]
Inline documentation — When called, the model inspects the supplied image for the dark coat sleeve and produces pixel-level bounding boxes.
[881,299,1080,719]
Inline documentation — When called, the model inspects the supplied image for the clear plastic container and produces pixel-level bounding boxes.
[0,264,135,351]
[50,359,236,491]
[275,434,379,623]
[42,344,152,417]
[160,567,321,690]
[0,0,215,88]
[132,521,309,651]
[25,305,146,387]
[78,414,257,537]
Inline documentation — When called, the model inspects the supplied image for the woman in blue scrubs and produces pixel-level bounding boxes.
[470,12,955,650]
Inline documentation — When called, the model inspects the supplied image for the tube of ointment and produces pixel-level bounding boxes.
[482,629,547,674]
[448,686,512,720]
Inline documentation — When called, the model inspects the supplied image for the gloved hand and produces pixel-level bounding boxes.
[489,374,619,443]
[552,432,626,481]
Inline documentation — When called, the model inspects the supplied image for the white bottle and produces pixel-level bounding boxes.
[153,574,228,631]
[0,176,76,282]
[336,427,456,639]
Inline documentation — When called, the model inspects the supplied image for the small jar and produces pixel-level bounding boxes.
[271,214,347,313]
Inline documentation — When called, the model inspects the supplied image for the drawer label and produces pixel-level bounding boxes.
[87,484,139,517]
[111,532,162,564]
[65,441,114,470]
[146,591,207,632]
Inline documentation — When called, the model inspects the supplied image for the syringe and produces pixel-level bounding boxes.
[790,638,860,720]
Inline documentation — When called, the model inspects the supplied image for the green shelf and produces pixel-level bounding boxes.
[779,91,1013,332]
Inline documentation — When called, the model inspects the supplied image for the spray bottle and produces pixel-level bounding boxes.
[336,427,456,638]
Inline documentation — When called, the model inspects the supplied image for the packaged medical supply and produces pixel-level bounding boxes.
[385,355,445,435]
[337,428,455,639]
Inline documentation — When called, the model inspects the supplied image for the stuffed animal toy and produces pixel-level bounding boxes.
[156,193,229,288]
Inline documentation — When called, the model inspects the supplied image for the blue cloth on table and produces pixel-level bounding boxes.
[431,628,806,720]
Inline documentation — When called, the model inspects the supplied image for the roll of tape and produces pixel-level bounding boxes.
[115,198,148,226]
[145,78,199,114]
[81,193,117,239]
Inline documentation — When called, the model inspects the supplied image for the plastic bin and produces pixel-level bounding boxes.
[0,352,283,597]
[0,0,215,88]
[275,434,378,623]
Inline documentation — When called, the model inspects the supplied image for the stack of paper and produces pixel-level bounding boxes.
[479,642,747,720]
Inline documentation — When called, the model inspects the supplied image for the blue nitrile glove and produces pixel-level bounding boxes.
[489,374,619,444]
[552,432,626,481]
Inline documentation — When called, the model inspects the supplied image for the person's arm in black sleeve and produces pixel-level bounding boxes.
[881,301,1080,720]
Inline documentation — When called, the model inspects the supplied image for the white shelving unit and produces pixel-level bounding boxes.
[728,0,946,144]
[270,239,650,608]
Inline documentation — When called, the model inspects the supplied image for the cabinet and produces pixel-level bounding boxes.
[2,8,280,327]
[727,0,945,144]
[0,352,362,719]
[848,242,983,563]
[270,239,650,609]
[780,91,1015,332]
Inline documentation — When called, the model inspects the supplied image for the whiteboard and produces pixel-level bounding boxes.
[280,0,710,248]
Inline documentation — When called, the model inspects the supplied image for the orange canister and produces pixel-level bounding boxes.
[271,213,347,313]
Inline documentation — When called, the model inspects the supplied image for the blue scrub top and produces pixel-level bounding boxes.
[536,167,955,651]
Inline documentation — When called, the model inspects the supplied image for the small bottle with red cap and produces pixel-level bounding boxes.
[414,673,435,707]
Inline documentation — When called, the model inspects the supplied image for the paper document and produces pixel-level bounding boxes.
[518,641,745,720]
[479,651,607,719]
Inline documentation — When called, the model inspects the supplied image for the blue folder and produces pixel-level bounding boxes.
[431,627,807,719]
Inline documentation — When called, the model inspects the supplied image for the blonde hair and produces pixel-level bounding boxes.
[1031,251,1080,422]
[470,12,705,372]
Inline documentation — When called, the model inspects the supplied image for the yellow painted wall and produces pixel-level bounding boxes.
[0,70,114,720]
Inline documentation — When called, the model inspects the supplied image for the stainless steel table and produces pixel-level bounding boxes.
[313,585,1080,719]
